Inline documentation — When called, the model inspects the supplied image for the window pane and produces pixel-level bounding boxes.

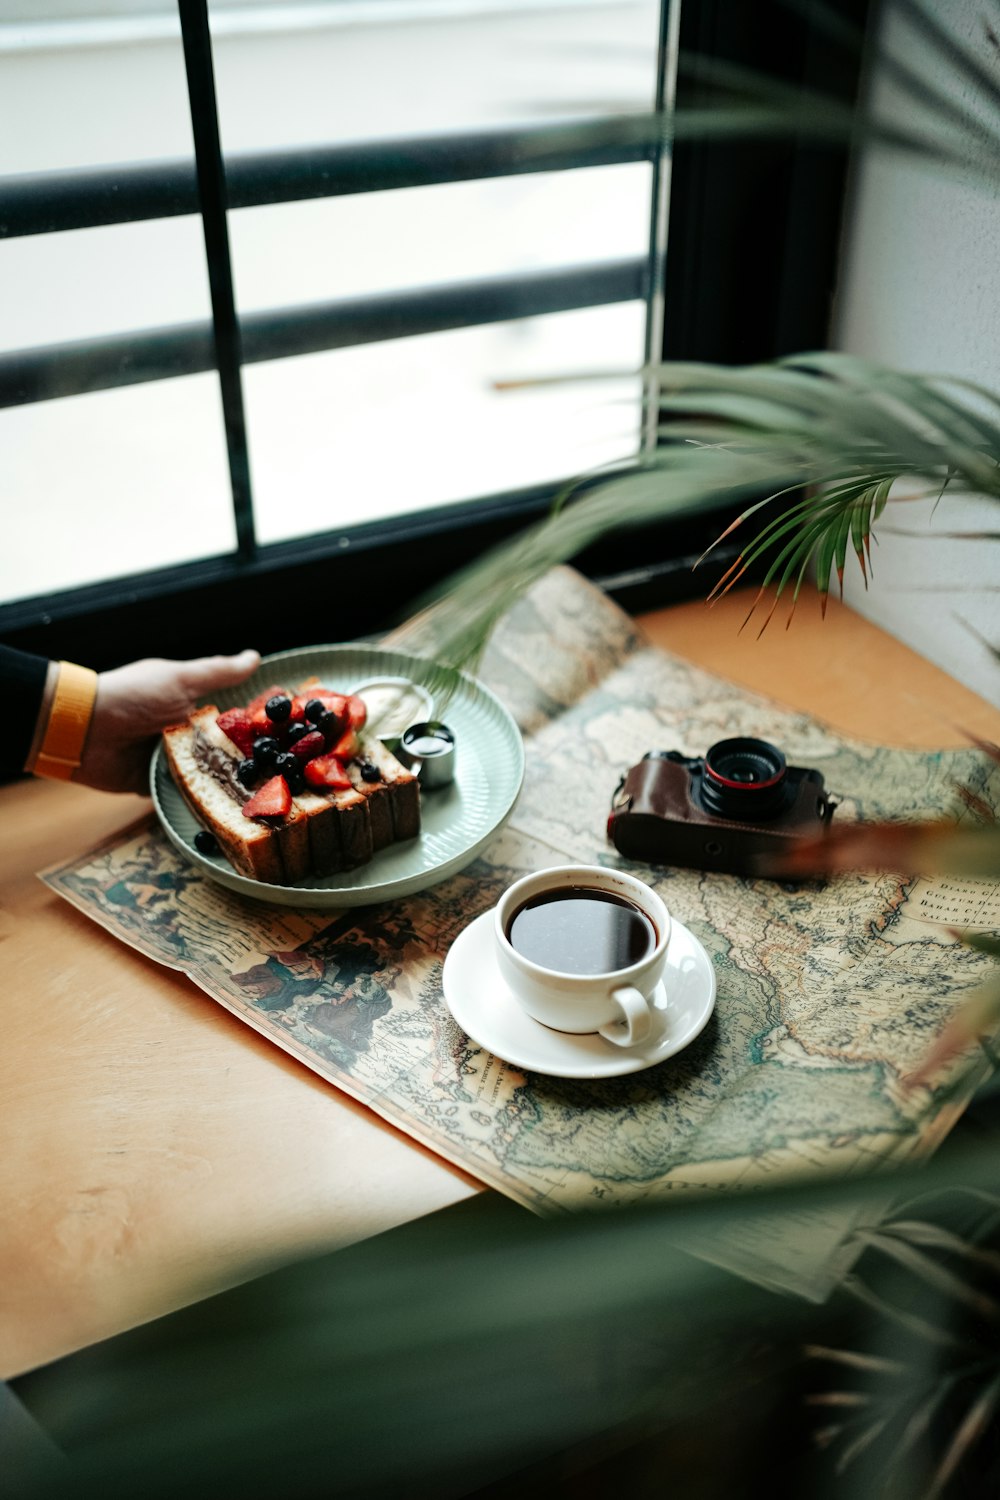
[1,1,661,609]
[0,378,235,606]
[1,25,196,171]
[210,2,661,149]
[213,1,659,534]
[0,219,213,352]
[229,164,650,309]
[244,303,644,545]
[0,21,233,603]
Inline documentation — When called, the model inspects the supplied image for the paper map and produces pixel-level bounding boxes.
[41,569,1000,1299]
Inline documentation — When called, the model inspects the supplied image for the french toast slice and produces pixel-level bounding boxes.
[162,680,421,883]
[162,710,297,883]
[346,734,421,846]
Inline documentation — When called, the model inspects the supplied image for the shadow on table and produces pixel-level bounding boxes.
[13,1089,1000,1500]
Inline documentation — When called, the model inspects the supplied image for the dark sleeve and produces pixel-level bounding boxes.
[0,645,51,777]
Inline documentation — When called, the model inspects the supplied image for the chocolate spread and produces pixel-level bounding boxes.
[193,734,251,804]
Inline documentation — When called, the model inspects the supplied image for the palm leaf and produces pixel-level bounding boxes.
[906,974,1000,1089]
[850,1231,1000,1322]
[881,1382,960,1495]
[835,1415,894,1475]
[893,0,1000,120]
[407,352,1000,666]
[954,614,1000,665]
[882,1220,1000,1276]
[923,1372,1000,1500]
[543,0,1000,190]
[883,528,1000,540]
[841,1274,968,1351]
[832,504,857,607]
[958,931,1000,959]
[805,1344,904,1375]
[773,823,1000,880]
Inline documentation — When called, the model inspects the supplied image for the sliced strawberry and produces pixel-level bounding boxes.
[321,703,349,742]
[242,774,292,821]
[216,708,257,758]
[291,689,346,724]
[345,694,367,731]
[329,727,361,762]
[292,695,316,721]
[303,754,353,790]
[291,730,326,762]
[310,689,347,712]
[320,719,348,751]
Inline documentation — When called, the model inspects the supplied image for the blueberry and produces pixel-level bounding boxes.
[236,758,257,788]
[359,761,381,784]
[317,709,340,737]
[195,830,219,856]
[253,736,280,768]
[284,764,305,796]
[286,721,310,745]
[304,698,326,724]
[266,694,292,723]
[275,752,304,793]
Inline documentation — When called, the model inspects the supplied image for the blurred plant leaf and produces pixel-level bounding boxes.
[880,1219,1000,1275]
[402,353,1000,671]
[924,1373,1000,1500]
[21,1131,1000,1500]
[804,1172,1000,1493]
[836,1415,894,1475]
[882,528,1000,540]
[954,614,1000,665]
[805,1344,905,1375]
[762,810,1000,1091]
[907,974,1000,1089]
[525,0,1000,190]
[842,1272,969,1351]
[849,1230,1000,1321]
[957,930,1000,959]
[769,822,1000,880]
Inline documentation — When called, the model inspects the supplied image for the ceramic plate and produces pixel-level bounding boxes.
[150,643,524,908]
[442,910,717,1078]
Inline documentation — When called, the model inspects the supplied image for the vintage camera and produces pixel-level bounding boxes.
[607,737,837,876]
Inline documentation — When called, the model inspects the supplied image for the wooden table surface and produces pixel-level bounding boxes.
[2,582,998,1380]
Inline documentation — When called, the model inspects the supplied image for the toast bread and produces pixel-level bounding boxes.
[162,684,421,884]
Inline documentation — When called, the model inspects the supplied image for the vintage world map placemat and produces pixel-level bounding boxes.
[40,568,1000,1299]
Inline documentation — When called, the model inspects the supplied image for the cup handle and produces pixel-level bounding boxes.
[598,985,653,1048]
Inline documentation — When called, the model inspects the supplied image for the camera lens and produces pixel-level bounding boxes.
[700,738,787,820]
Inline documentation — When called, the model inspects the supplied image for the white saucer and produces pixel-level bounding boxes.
[442,910,717,1079]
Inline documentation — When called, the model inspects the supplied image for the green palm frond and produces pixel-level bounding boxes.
[400,353,1000,672]
[849,1230,1000,1321]
[530,0,1000,188]
[808,1196,1000,1498]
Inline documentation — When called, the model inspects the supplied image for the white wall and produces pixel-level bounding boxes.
[833,0,1000,707]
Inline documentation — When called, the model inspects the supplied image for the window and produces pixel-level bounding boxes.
[0,0,867,666]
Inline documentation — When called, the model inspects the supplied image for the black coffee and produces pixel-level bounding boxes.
[505,887,657,975]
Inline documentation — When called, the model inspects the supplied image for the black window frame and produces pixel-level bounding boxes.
[0,0,869,668]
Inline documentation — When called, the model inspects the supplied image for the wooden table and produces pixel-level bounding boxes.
[3,582,998,1380]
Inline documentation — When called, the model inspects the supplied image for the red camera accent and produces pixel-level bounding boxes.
[704,763,785,793]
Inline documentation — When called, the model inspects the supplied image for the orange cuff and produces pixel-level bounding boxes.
[33,661,98,781]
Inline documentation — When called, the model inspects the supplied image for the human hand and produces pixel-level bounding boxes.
[77,650,261,794]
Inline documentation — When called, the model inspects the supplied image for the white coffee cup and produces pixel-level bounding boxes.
[494,864,671,1047]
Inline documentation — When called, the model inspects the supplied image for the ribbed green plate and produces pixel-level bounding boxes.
[150,644,524,908]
